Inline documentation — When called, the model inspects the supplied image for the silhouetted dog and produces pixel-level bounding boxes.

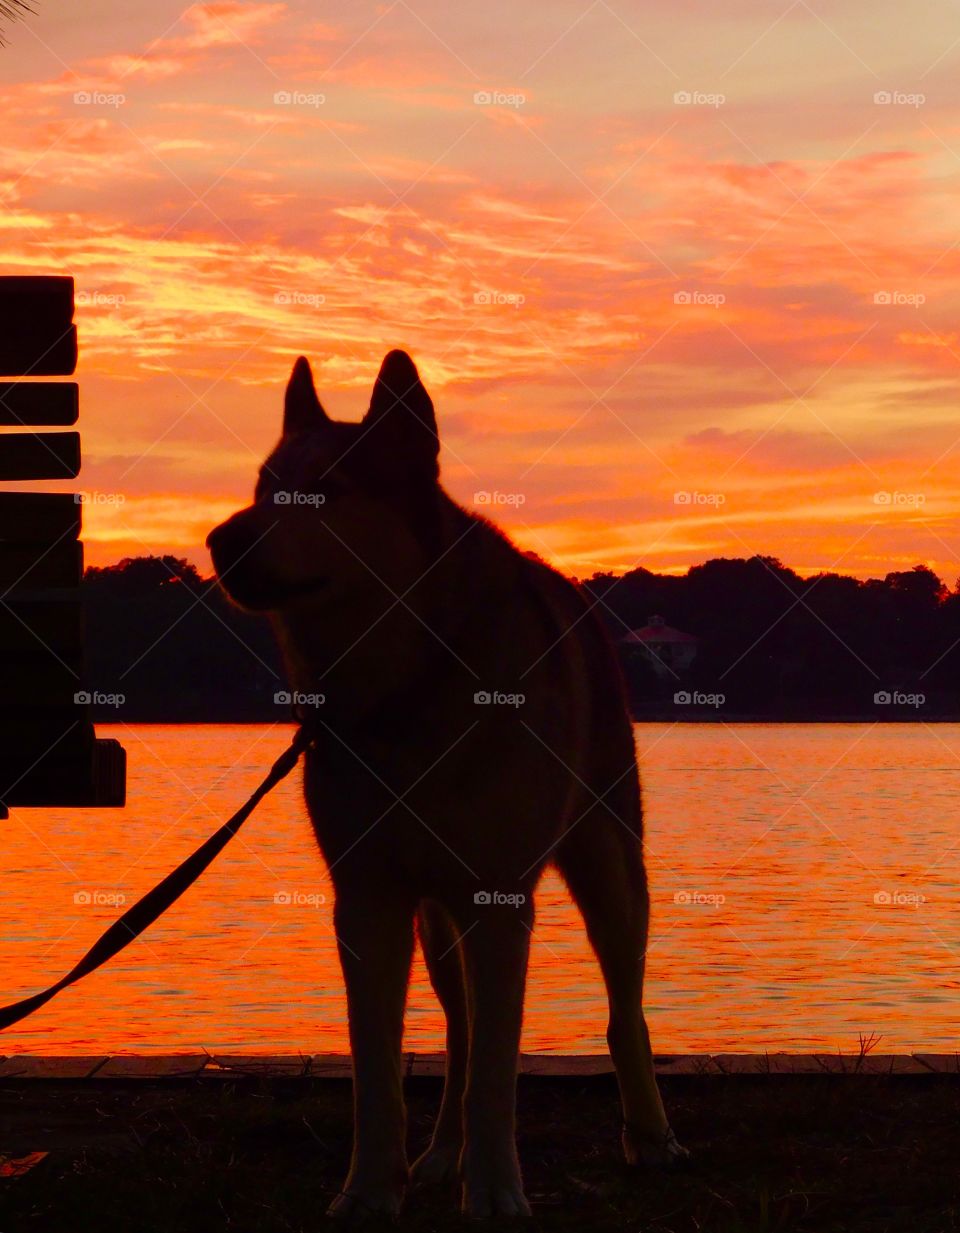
[207,351,684,1221]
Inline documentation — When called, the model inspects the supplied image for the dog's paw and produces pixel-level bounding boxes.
[461,1168,531,1222]
[326,1189,402,1225]
[622,1123,690,1169]
[410,1141,460,1188]
[462,1184,532,1222]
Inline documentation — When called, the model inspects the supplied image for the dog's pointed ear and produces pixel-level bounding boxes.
[364,350,439,471]
[283,356,328,436]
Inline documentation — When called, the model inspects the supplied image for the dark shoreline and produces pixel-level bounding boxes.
[4,1067,960,1231]
[632,713,960,723]
[88,715,960,724]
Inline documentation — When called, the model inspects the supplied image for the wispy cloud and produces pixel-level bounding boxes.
[2,1,958,579]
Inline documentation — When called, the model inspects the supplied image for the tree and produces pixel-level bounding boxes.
[581,555,958,718]
[0,1,32,44]
[83,556,283,720]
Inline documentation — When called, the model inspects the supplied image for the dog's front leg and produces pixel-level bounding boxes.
[458,894,533,1221]
[327,888,415,1223]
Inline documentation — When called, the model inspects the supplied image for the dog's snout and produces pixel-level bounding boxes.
[207,514,259,570]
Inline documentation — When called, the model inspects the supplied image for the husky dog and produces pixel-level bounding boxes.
[207,351,683,1222]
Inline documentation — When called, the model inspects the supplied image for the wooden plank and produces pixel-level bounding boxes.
[0,276,74,327]
[203,1055,311,1078]
[0,1056,106,1079]
[713,1053,839,1074]
[0,1052,951,1080]
[1,744,94,807]
[0,279,75,374]
[408,1053,447,1077]
[0,734,126,808]
[308,1056,353,1078]
[0,383,78,426]
[519,1054,615,1076]
[5,771,99,808]
[93,737,126,807]
[0,280,75,376]
[0,599,83,653]
[0,541,82,592]
[0,432,80,479]
[858,1056,932,1075]
[0,493,81,542]
[912,1054,960,1073]
[96,1055,208,1079]
[652,1055,723,1075]
[0,714,94,759]
[0,325,77,377]
[0,656,83,706]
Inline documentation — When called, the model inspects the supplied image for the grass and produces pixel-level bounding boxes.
[2,1073,959,1231]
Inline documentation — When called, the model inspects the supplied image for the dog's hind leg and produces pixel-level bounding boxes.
[554,804,686,1168]
[457,893,533,1220]
[327,887,416,1223]
[409,899,469,1188]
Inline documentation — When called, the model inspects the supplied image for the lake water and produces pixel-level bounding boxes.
[2,723,959,1055]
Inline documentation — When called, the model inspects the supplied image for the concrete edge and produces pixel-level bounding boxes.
[0,1052,957,1079]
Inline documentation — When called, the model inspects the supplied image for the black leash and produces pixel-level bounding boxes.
[0,725,313,1032]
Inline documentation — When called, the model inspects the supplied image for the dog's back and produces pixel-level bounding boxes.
[300,492,640,900]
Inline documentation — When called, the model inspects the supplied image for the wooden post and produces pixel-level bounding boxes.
[0,275,125,807]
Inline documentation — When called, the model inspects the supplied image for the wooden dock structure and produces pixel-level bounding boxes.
[0,275,125,815]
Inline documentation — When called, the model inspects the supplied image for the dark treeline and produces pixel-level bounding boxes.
[84,557,282,722]
[82,555,960,721]
[584,556,958,718]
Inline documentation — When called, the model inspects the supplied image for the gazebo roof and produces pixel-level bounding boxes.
[621,614,698,645]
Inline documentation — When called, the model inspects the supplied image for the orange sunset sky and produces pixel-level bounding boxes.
[3,1,960,580]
